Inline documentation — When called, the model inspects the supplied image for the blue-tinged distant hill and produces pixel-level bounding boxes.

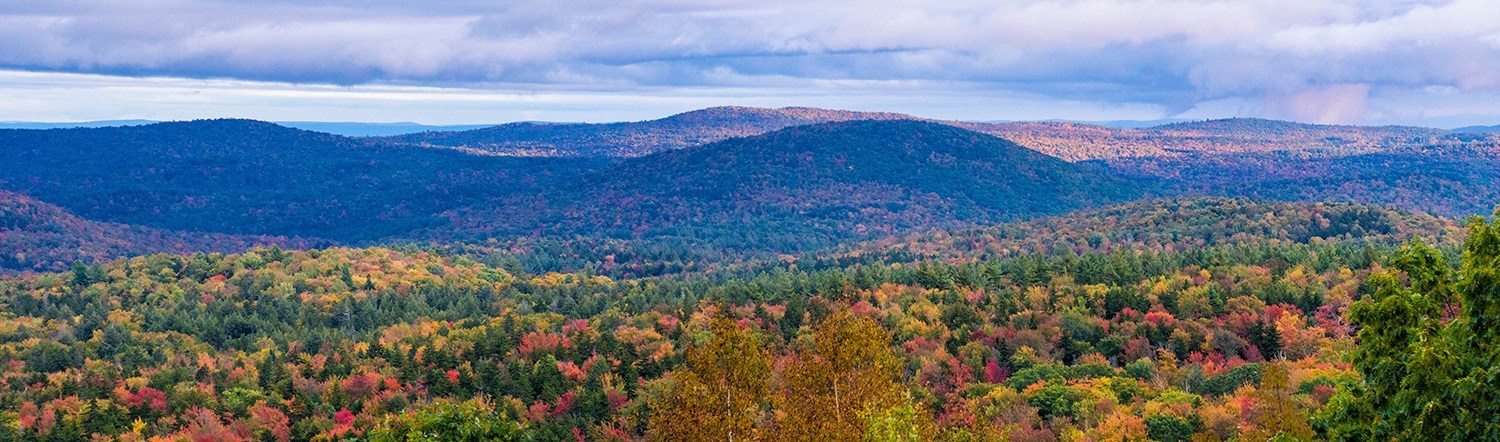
[0,120,499,136]
[1099,138,1500,218]
[386,106,915,157]
[0,120,157,129]
[0,120,598,242]
[3,106,1500,262]
[446,120,1151,250]
[275,122,497,136]
[1453,125,1500,133]
[386,106,1490,163]
[0,115,1152,257]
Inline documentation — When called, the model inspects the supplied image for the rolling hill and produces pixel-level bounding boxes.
[275,121,496,136]
[1104,147,1500,217]
[0,120,598,241]
[1453,124,1500,133]
[390,106,1497,163]
[387,106,915,157]
[447,120,1149,250]
[0,191,323,274]
[1,107,1496,266]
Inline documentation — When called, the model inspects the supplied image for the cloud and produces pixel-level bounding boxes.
[0,68,1174,124]
[0,0,1497,123]
[1265,83,1371,124]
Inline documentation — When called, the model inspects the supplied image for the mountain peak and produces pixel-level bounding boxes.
[391,106,920,157]
[659,106,915,125]
[448,120,1147,250]
[144,118,312,133]
[645,119,1075,175]
[1150,117,1315,133]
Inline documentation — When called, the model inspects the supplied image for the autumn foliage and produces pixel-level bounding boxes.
[0,201,1493,440]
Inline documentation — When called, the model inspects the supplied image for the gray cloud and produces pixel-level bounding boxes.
[0,0,1498,123]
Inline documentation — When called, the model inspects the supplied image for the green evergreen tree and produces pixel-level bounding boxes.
[1319,211,1500,441]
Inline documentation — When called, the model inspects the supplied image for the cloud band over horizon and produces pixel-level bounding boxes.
[1,0,1498,125]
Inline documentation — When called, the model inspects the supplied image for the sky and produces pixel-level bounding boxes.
[1,0,1499,127]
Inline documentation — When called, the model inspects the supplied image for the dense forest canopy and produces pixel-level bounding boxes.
[0,199,1495,440]
[0,191,324,274]
[2,106,1500,440]
[441,120,1148,251]
[0,120,594,242]
[846,198,1465,264]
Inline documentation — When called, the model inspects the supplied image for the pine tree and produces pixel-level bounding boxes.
[1319,211,1500,441]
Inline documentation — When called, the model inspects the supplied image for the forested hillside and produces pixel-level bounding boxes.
[1,206,1474,441]
[0,191,322,274]
[446,120,1147,250]
[1106,148,1500,217]
[1,108,1496,254]
[846,198,1465,264]
[0,121,596,241]
[388,106,913,157]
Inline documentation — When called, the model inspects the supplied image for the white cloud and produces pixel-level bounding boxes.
[0,0,1497,124]
[0,69,1177,124]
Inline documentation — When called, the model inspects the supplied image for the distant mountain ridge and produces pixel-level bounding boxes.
[955,117,1480,161]
[384,106,1498,162]
[386,106,917,157]
[1453,125,1500,133]
[0,120,503,136]
[275,121,497,136]
[8,109,1490,161]
[1146,117,1447,140]
[0,120,157,130]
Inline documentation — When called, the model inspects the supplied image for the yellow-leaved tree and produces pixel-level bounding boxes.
[1242,360,1314,441]
[780,310,926,441]
[648,317,771,442]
